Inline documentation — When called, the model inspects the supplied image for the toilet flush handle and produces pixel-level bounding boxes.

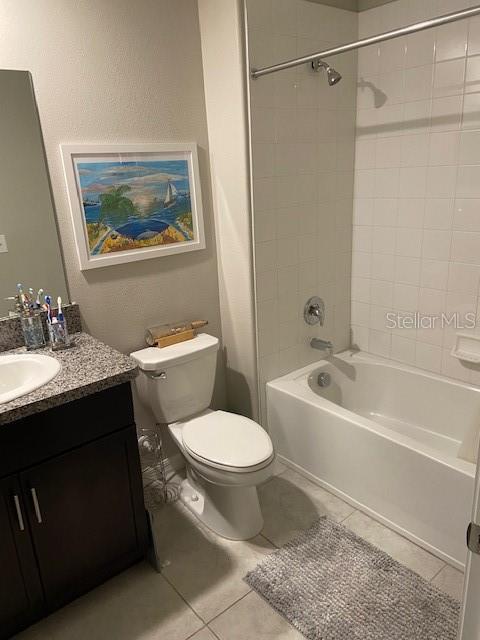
[146,371,167,380]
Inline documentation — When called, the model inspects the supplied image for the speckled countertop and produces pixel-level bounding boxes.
[0,332,138,425]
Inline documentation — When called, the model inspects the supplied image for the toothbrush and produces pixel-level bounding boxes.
[35,288,44,309]
[57,296,64,322]
[45,295,52,324]
[17,283,26,308]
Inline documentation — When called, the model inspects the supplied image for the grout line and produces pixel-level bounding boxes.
[206,591,253,627]
[207,624,222,640]
[160,571,207,626]
[259,531,280,548]
[339,507,357,524]
[185,626,208,640]
[429,562,447,583]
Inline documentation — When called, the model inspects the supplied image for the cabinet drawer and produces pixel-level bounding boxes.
[0,383,134,477]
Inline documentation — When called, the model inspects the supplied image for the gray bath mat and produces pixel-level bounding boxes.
[245,517,460,640]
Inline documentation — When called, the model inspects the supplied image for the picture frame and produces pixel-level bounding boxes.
[60,143,206,270]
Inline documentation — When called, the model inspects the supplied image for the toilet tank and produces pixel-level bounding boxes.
[131,333,219,423]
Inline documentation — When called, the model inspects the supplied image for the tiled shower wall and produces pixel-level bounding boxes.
[351,0,480,384]
[247,0,358,421]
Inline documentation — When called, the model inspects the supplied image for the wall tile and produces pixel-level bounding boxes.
[405,30,436,68]
[462,92,480,129]
[459,130,480,164]
[431,94,463,132]
[404,65,433,102]
[433,58,465,98]
[435,20,468,63]
[457,165,480,197]
[468,15,480,57]
[426,166,457,198]
[424,198,454,230]
[399,167,427,197]
[373,198,398,226]
[422,229,452,260]
[395,228,422,257]
[400,134,429,167]
[369,329,391,357]
[453,198,480,231]
[391,334,416,365]
[415,341,442,373]
[370,279,394,307]
[451,231,480,263]
[465,54,480,93]
[448,261,480,292]
[428,131,460,166]
[397,198,425,228]
[420,259,449,290]
[256,269,277,302]
[394,256,421,285]
[371,252,395,281]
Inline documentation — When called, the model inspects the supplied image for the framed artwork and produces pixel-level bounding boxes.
[61,143,205,270]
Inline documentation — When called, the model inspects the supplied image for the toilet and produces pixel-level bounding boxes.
[131,333,275,540]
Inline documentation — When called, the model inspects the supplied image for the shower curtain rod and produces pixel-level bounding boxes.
[251,4,480,79]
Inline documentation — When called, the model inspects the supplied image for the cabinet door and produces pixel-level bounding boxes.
[21,427,147,612]
[0,476,43,640]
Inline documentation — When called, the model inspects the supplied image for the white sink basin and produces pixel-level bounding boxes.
[0,353,61,404]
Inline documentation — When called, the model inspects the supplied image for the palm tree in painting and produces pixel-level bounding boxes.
[98,184,137,229]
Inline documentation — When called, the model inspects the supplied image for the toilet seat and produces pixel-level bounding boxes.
[181,410,274,473]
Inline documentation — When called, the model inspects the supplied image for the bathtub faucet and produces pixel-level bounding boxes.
[310,337,333,356]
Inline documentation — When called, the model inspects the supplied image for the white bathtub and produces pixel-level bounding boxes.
[267,350,477,568]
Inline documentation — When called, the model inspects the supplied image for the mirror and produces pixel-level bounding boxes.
[0,70,69,318]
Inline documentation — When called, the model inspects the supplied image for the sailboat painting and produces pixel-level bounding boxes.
[61,143,205,270]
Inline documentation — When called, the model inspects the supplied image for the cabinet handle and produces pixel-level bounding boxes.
[13,494,25,531]
[30,487,43,524]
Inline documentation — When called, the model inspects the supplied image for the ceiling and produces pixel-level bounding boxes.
[307,0,397,11]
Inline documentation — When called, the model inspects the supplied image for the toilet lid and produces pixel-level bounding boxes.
[182,411,274,469]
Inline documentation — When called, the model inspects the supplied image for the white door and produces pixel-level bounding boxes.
[459,457,480,638]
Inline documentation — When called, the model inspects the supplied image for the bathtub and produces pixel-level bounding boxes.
[267,350,477,568]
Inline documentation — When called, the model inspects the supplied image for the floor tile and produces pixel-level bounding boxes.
[188,628,218,640]
[152,501,274,622]
[259,467,355,546]
[209,592,304,640]
[343,510,445,581]
[271,459,287,476]
[432,565,465,601]
[14,562,203,640]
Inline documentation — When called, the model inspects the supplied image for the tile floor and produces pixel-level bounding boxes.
[15,465,465,640]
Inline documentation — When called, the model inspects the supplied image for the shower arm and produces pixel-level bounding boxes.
[250,4,480,79]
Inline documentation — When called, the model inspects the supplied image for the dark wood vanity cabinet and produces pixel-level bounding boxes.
[0,475,44,638]
[0,383,148,639]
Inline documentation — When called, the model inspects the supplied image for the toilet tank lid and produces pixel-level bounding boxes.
[130,333,219,370]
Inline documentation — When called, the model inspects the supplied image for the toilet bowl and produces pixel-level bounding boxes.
[131,333,275,540]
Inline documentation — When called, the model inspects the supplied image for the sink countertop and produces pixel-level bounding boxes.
[0,332,138,425]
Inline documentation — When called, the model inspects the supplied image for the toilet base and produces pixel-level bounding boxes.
[180,468,264,540]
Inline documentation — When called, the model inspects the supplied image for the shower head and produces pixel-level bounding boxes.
[311,59,342,86]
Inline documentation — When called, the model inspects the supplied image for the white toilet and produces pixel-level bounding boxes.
[131,333,275,540]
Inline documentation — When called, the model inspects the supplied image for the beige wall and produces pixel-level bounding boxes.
[0,0,222,357]
[0,0,225,455]
[198,0,259,420]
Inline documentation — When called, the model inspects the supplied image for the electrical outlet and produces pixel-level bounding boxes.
[0,235,7,253]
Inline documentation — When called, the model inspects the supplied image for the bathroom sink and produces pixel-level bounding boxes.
[0,353,61,404]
